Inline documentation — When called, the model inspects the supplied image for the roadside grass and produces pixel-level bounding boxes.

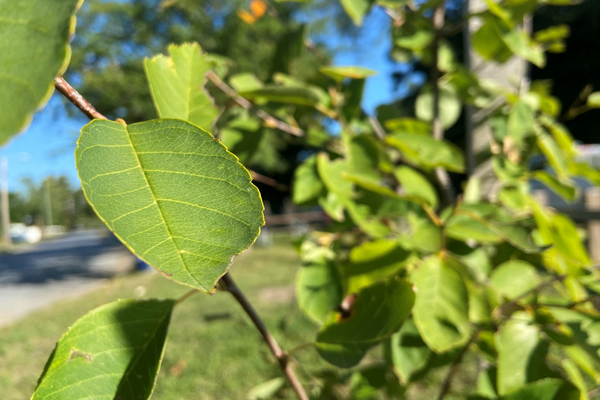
[0,236,327,400]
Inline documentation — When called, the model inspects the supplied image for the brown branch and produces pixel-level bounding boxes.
[206,71,305,137]
[249,169,288,191]
[436,330,480,400]
[54,77,107,120]
[430,3,454,208]
[494,274,568,318]
[220,274,309,400]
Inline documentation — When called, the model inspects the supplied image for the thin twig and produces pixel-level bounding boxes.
[436,329,480,400]
[54,77,107,120]
[220,273,309,400]
[495,274,568,318]
[175,289,199,305]
[430,3,454,207]
[368,116,386,140]
[249,169,288,190]
[206,71,305,137]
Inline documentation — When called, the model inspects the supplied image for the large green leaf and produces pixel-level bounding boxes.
[385,318,432,382]
[33,299,175,400]
[415,84,462,130]
[144,43,219,131]
[293,155,325,205]
[320,66,377,81]
[315,279,415,367]
[472,15,513,63]
[239,86,320,106]
[496,317,554,395]
[501,379,575,400]
[0,0,83,142]
[386,132,465,172]
[297,261,343,324]
[412,256,470,353]
[394,166,438,208]
[490,260,540,301]
[346,239,411,293]
[339,0,375,25]
[76,119,264,291]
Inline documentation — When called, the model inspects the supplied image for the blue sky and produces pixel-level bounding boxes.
[4,6,409,194]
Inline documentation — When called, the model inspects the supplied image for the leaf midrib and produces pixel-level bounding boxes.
[124,125,205,289]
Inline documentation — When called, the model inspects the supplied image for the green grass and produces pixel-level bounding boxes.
[0,237,327,400]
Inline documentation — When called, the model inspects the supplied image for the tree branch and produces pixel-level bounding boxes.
[220,273,309,400]
[206,71,305,137]
[248,170,288,191]
[495,274,568,318]
[436,329,480,400]
[430,3,454,208]
[54,77,107,120]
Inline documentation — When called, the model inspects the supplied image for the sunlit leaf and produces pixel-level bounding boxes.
[489,260,540,301]
[316,279,415,367]
[144,43,219,131]
[412,256,470,353]
[386,133,465,172]
[297,260,343,324]
[385,318,432,382]
[415,84,462,130]
[240,85,321,106]
[587,92,600,108]
[76,119,264,292]
[293,155,325,205]
[346,239,411,293]
[33,299,175,400]
[320,66,377,81]
[497,317,553,395]
[394,166,438,208]
[0,0,83,142]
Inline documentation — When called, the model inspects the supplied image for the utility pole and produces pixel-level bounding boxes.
[1,157,11,247]
[45,178,53,227]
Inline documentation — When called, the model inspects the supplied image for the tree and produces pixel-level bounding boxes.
[2,0,600,399]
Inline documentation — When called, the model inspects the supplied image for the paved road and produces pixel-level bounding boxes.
[0,230,135,327]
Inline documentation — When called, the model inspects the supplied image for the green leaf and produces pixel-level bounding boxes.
[293,155,325,205]
[229,73,263,92]
[496,317,553,395]
[587,92,600,108]
[501,379,576,400]
[534,25,570,43]
[386,133,465,172]
[248,377,286,400]
[532,171,576,201]
[76,119,264,292]
[0,0,83,142]
[240,85,321,106]
[472,15,513,64]
[412,256,470,353]
[446,213,503,243]
[394,166,438,208]
[316,279,415,367]
[339,0,375,26]
[385,318,432,382]
[537,131,568,178]
[342,78,366,121]
[33,299,175,400]
[346,239,411,293]
[384,118,431,135]
[415,84,462,130]
[297,261,343,324]
[490,260,540,301]
[507,101,535,147]
[502,30,545,67]
[320,66,377,81]
[395,30,434,51]
[317,153,353,198]
[144,43,219,131]
[319,192,345,222]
